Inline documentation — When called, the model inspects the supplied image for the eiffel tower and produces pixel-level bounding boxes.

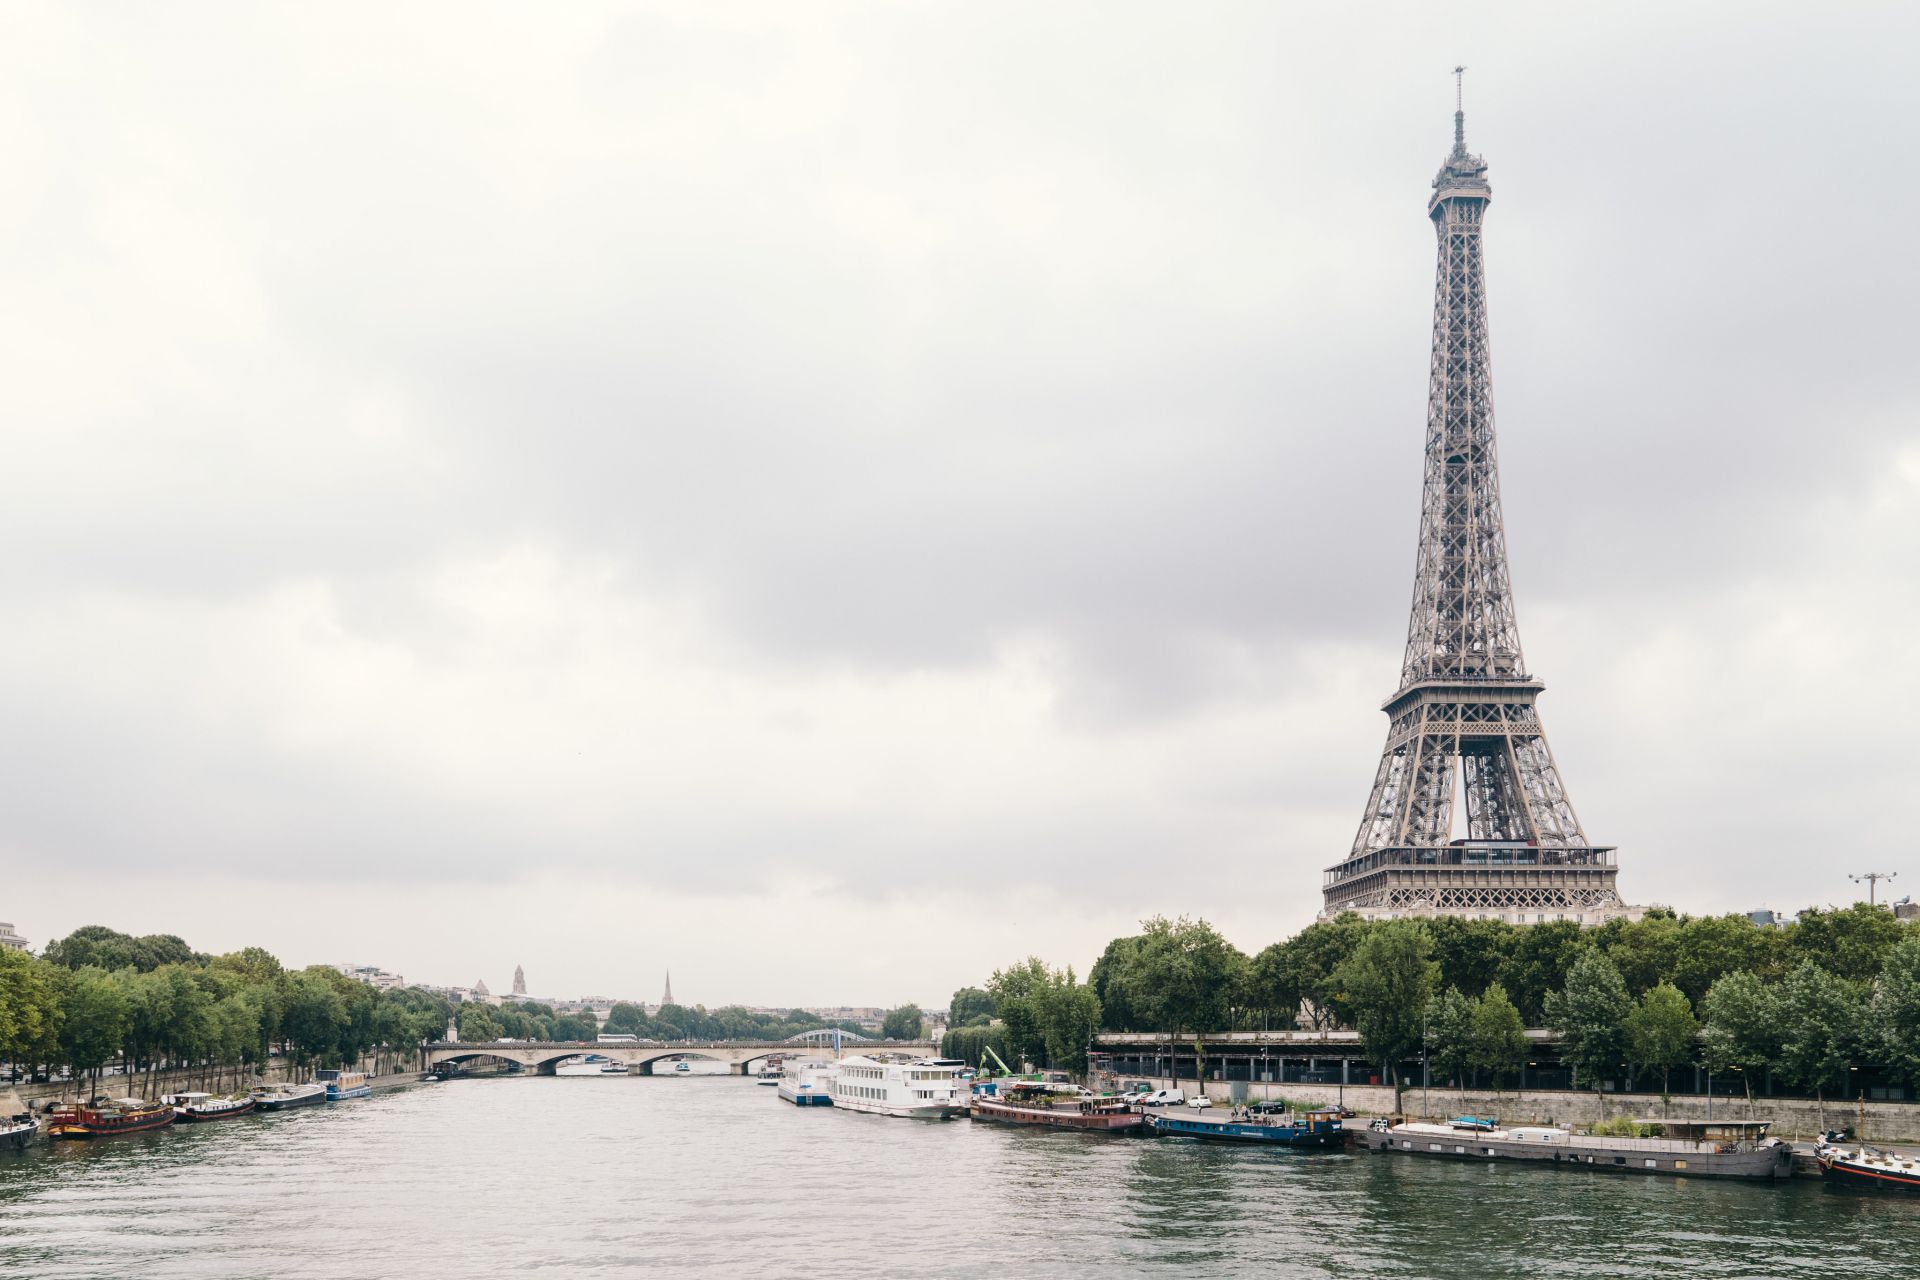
[1321,74,1627,926]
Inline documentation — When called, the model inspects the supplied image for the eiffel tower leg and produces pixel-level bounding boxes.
[1507,734,1585,847]
[1398,732,1457,847]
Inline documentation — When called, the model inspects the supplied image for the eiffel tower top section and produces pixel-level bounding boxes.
[1399,73,1521,692]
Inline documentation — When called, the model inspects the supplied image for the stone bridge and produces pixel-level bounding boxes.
[426,1039,937,1077]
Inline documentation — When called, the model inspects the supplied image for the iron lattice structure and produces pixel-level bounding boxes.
[1322,92,1625,923]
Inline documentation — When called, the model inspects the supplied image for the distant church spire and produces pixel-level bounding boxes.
[511,964,526,997]
[662,970,674,1006]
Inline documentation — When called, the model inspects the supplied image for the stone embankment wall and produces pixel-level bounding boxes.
[1131,1077,1920,1143]
[11,1063,424,1111]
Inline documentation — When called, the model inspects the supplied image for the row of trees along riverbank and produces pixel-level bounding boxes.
[0,925,878,1098]
[940,907,1920,1112]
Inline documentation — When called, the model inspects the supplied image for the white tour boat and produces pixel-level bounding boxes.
[828,1056,967,1120]
[776,1060,839,1107]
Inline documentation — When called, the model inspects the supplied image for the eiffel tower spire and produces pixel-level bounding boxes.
[1322,79,1627,926]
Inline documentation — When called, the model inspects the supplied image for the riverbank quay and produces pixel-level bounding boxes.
[1123,1076,1920,1143]
[11,1062,429,1113]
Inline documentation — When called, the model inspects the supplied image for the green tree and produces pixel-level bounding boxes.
[1426,916,1513,1000]
[456,1002,501,1043]
[1788,905,1904,985]
[1605,912,1683,998]
[57,966,130,1096]
[1545,948,1632,1092]
[1700,970,1781,1105]
[1087,936,1144,1031]
[987,958,1051,1067]
[551,1011,599,1042]
[881,1004,924,1040]
[1498,920,1586,1024]
[1873,933,1920,1092]
[947,987,995,1028]
[0,950,62,1078]
[1268,914,1368,1031]
[282,970,349,1072]
[1334,920,1438,1111]
[1468,982,1529,1092]
[1777,960,1865,1123]
[1032,970,1101,1076]
[1114,917,1244,1093]
[1626,982,1698,1095]
[1423,986,1474,1088]
[941,1021,1013,1071]
[604,1002,648,1036]
[1673,914,1783,1003]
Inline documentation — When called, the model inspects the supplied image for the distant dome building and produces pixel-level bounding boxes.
[474,977,492,1004]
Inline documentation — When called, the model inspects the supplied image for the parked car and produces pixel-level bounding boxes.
[1187,1095,1213,1109]
[1133,1088,1185,1107]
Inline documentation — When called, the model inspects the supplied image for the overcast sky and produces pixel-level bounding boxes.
[3,3,1915,1007]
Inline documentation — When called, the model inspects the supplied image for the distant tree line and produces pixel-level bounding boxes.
[3,925,455,1097]
[939,906,1920,1107]
[585,999,868,1044]
[1,925,879,1097]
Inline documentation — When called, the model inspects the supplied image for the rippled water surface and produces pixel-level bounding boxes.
[1,1078,1913,1278]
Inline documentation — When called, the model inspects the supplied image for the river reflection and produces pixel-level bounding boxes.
[0,1079,1912,1278]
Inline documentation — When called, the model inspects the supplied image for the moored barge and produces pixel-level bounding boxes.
[1148,1105,1344,1147]
[1358,1116,1791,1180]
[1816,1137,1920,1193]
[1,1093,36,1152]
[47,1097,177,1139]
[317,1069,371,1101]
[969,1083,1145,1133]
[252,1082,328,1112]
[169,1092,258,1122]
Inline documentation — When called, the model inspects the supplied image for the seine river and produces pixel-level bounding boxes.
[1,1076,1914,1278]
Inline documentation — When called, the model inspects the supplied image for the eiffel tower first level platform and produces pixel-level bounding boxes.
[1320,76,1631,927]
[1323,677,1622,923]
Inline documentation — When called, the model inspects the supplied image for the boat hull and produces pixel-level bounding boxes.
[176,1100,258,1122]
[1358,1127,1792,1180]
[1,1122,35,1152]
[1818,1152,1920,1193]
[777,1086,834,1107]
[969,1099,1145,1133]
[48,1110,177,1139]
[1148,1114,1343,1147]
[256,1090,328,1112]
[835,1096,966,1120]
[326,1085,372,1101]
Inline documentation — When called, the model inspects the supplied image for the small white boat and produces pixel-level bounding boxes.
[778,1060,839,1107]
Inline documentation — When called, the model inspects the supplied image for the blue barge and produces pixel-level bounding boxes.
[1146,1106,1345,1148]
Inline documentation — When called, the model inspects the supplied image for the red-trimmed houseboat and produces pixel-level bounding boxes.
[48,1097,177,1138]
[969,1083,1145,1133]
[1816,1138,1920,1193]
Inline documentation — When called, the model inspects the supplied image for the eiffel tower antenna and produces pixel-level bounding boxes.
[1320,84,1627,927]
[1452,66,1468,152]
